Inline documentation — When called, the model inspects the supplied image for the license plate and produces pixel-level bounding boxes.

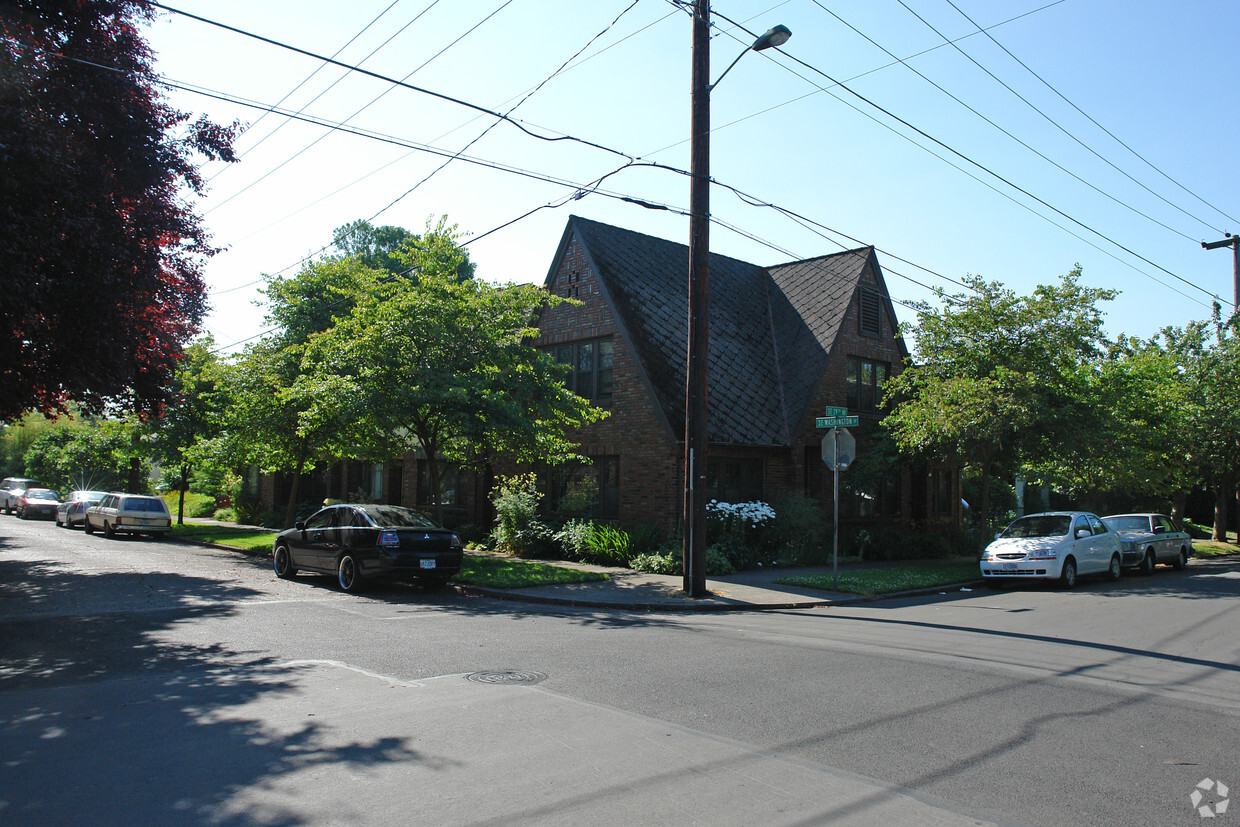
[419,559,436,570]
[1003,562,1018,570]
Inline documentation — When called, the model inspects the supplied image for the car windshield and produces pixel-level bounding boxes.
[28,490,59,501]
[1102,516,1150,532]
[74,491,108,502]
[1002,515,1072,539]
[361,505,438,528]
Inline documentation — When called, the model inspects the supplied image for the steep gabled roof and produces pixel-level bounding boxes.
[556,216,897,447]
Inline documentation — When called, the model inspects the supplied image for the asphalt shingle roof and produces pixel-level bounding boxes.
[561,216,889,447]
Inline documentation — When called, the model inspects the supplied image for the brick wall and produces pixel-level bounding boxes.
[533,236,684,532]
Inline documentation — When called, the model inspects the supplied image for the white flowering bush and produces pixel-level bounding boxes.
[706,499,778,569]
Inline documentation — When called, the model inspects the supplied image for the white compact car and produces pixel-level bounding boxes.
[980,511,1122,588]
[85,493,172,538]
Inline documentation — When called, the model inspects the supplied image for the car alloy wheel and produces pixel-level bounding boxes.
[337,554,363,593]
[1107,554,1121,581]
[273,544,297,579]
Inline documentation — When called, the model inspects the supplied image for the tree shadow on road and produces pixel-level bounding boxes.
[0,556,451,824]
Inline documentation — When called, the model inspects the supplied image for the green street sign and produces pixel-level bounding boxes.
[816,416,859,428]
[823,406,848,418]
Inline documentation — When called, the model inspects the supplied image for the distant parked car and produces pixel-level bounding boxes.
[16,488,61,520]
[56,490,110,528]
[980,511,1123,588]
[272,503,464,593]
[85,493,172,538]
[1101,513,1192,574]
[1,477,42,514]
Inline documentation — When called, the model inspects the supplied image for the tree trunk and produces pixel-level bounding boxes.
[177,464,191,526]
[1213,483,1228,542]
[976,454,993,555]
[283,442,310,529]
[1170,491,1187,524]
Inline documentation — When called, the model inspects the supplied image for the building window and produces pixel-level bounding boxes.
[705,457,764,503]
[417,461,467,508]
[547,457,619,520]
[552,337,613,401]
[845,356,890,413]
[859,289,882,337]
[841,475,900,518]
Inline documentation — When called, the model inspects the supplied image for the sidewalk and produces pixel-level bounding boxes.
[182,524,981,611]
[455,551,982,612]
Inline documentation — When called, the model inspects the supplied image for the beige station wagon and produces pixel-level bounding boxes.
[85,493,172,538]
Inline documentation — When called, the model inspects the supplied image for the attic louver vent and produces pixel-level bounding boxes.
[859,289,881,336]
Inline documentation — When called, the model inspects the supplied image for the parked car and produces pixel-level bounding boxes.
[980,511,1123,588]
[56,490,110,528]
[1,477,42,514]
[84,493,172,538]
[1101,513,1192,574]
[272,503,464,593]
[16,488,61,520]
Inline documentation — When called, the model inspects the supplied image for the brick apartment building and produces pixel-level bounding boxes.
[259,215,961,533]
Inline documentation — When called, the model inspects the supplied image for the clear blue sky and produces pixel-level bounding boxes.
[143,0,1240,353]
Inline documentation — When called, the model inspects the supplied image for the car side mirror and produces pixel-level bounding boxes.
[994,533,1002,541]
[1153,525,1165,534]
[295,521,306,531]
[1075,528,1092,539]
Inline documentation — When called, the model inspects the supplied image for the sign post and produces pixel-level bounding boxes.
[817,408,858,589]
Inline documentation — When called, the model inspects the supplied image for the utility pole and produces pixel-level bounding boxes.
[683,0,711,596]
[1203,233,1240,543]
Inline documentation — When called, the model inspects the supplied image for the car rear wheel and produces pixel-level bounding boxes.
[103,521,116,538]
[1173,548,1188,570]
[337,554,363,593]
[1107,554,1122,581]
[1059,557,1078,589]
[273,544,297,579]
[1138,550,1156,575]
[84,519,94,534]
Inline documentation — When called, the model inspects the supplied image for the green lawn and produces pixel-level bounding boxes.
[1192,539,1239,559]
[774,561,981,597]
[168,522,609,589]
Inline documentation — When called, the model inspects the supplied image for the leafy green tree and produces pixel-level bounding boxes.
[307,219,607,522]
[883,269,1117,546]
[331,219,476,280]
[23,418,147,493]
[1164,310,1240,540]
[148,337,230,523]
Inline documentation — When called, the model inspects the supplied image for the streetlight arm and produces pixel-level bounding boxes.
[708,25,792,92]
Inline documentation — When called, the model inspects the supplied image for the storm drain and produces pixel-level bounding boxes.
[466,670,547,685]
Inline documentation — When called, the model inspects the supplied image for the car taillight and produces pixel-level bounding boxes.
[450,534,462,550]
[379,530,400,548]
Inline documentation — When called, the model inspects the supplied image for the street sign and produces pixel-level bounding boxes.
[823,406,848,418]
[822,428,855,470]
[816,415,859,428]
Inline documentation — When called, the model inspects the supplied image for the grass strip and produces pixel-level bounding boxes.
[169,522,276,552]
[1191,540,1239,558]
[774,561,980,597]
[456,554,610,589]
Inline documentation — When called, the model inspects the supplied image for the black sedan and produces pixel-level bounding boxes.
[272,503,464,593]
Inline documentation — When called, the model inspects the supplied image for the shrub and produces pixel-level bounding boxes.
[767,493,827,566]
[212,507,238,523]
[707,500,778,570]
[844,524,966,561]
[489,473,556,557]
[555,521,633,566]
[629,549,680,575]
[626,524,666,557]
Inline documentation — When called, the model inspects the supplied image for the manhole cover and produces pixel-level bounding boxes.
[466,670,547,685]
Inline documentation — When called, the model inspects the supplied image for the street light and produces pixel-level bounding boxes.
[683,3,790,597]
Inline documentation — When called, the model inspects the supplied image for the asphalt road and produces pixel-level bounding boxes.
[1,514,1237,825]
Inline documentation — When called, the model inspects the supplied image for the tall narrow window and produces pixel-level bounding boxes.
[845,356,891,413]
[549,337,614,401]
